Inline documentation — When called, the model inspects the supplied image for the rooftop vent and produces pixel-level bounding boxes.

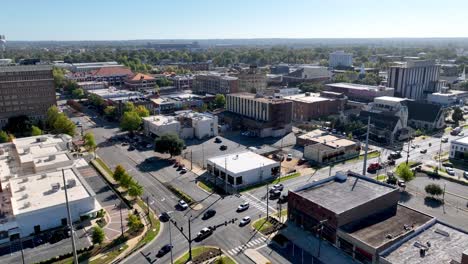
[21,177,28,183]
[18,186,26,192]
[23,202,31,208]
[20,194,28,200]
[67,179,76,188]
[51,183,60,192]
[435,228,450,237]
[40,174,47,179]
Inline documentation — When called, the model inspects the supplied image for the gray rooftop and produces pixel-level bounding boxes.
[382,222,468,264]
[0,65,52,73]
[294,173,396,214]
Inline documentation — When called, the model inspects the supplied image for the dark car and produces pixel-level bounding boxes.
[196,228,213,241]
[128,146,135,151]
[278,194,288,204]
[269,190,281,200]
[220,145,227,151]
[159,212,170,222]
[214,137,222,143]
[157,244,173,257]
[202,209,216,220]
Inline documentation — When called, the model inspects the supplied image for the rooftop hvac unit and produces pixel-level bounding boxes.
[21,177,28,183]
[20,194,28,200]
[40,174,47,179]
[51,183,60,191]
[18,186,26,192]
[67,179,76,188]
[23,202,31,208]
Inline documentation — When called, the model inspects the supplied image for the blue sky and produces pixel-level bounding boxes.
[2,0,467,40]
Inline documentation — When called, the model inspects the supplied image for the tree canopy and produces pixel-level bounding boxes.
[91,226,105,245]
[452,107,464,124]
[0,130,9,143]
[135,105,150,118]
[154,133,185,157]
[83,132,97,152]
[425,183,443,197]
[214,94,226,108]
[46,106,76,136]
[31,125,42,136]
[396,163,415,182]
[120,111,142,132]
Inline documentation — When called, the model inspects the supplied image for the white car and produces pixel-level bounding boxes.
[446,168,455,176]
[178,200,189,210]
[237,202,250,212]
[464,171,468,179]
[239,216,251,226]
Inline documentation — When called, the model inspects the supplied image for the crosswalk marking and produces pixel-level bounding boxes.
[226,237,268,256]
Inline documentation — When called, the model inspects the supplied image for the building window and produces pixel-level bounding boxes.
[228,175,234,184]
[236,176,243,185]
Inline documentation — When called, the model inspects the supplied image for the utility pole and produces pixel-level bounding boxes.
[362,116,370,176]
[224,158,228,194]
[406,138,411,165]
[188,216,192,261]
[62,169,78,264]
[190,149,193,170]
[119,201,124,237]
[438,139,443,171]
[266,183,269,221]
[202,144,205,169]
[169,217,174,264]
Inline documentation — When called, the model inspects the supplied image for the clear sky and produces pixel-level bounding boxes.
[2,0,467,40]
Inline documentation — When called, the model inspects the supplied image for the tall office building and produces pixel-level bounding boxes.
[387,60,441,100]
[0,65,56,127]
[237,65,267,93]
[329,51,353,68]
[193,73,238,95]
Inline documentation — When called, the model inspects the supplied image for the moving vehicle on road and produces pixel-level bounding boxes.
[441,137,449,143]
[178,200,189,210]
[220,145,228,151]
[237,202,250,212]
[180,167,187,173]
[202,209,216,220]
[239,216,251,226]
[196,227,213,241]
[446,168,455,176]
[388,151,402,159]
[269,189,281,200]
[278,194,288,204]
[159,212,170,222]
[367,162,382,173]
[214,137,222,143]
[157,244,173,257]
[273,183,284,191]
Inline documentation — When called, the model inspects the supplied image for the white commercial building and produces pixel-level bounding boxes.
[143,111,218,139]
[206,151,280,191]
[427,90,468,106]
[329,51,353,68]
[449,136,468,160]
[0,134,100,243]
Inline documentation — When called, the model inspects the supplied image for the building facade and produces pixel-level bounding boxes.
[303,135,360,164]
[225,93,293,137]
[449,136,468,161]
[387,60,441,100]
[0,65,56,127]
[193,73,238,95]
[325,83,394,103]
[237,65,267,93]
[284,92,346,121]
[169,75,194,90]
[125,73,157,91]
[329,51,353,68]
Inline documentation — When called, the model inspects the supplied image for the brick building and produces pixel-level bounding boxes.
[284,92,346,121]
[225,93,292,137]
[193,73,238,95]
[0,65,56,127]
[125,73,157,91]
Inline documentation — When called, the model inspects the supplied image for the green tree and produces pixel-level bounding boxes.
[299,83,323,93]
[113,164,126,182]
[123,102,135,113]
[120,111,142,133]
[120,173,134,189]
[214,94,226,108]
[83,132,97,152]
[0,130,8,143]
[396,163,415,182]
[104,106,117,120]
[52,67,66,89]
[127,214,143,232]
[128,182,143,199]
[72,88,85,99]
[154,133,185,158]
[452,107,464,124]
[332,73,351,83]
[135,105,150,118]
[52,114,76,136]
[425,183,444,198]
[91,226,105,245]
[31,125,42,136]
[46,105,61,128]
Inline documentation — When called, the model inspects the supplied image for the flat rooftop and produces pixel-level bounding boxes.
[229,93,292,104]
[88,88,144,99]
[374,96,407,102]
[284,93,330,103]
[0,65,53,73]
[326,82,393,92]
[452,136,468,146]
[9,168,93,215]
[340,205,433,249]
[298,129,327,140]
[293,172,396,214]
[309,135,356,148]
[143,115,178,126]
[207,151,279,175]
[430,90,468,96]
[382,222,468,264]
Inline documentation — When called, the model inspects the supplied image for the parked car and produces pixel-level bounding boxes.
[464,171,468,179]
[286,154,292,160]
[298,158,307,165]
[157,244,173,257]
[446,168,455,176]
[367,163,382,173]
[441,137,449,143]
[180,167,187,174]
[178,200,189,210]
[388,151,402,159]
[214,137,222,143]
[220,145,228,151]
[397,180,406,188]
[239,216,251,226]
[420,149,427,154]
[128,146,135,151]
[202,209,216,220]
[278,194,288,204]
[237,202,250,212]
[196,227,213,240]
[442,162,453,168]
